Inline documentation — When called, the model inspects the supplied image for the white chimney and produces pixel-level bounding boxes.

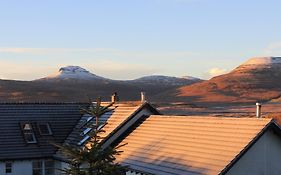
[111,92,118,103]
[256,102,262,118]
[141,92,146,103]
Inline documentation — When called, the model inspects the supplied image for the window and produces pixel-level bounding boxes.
[32,160,55,175]
[81,127,92,136]
[21,123,37,143]
[5,162,12,173]
[38,123,52,135]
[45,160,55,175]
[32,161,42,175]
[78,135,90,146]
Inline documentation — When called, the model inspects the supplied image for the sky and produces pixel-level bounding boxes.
[0,0,281,80]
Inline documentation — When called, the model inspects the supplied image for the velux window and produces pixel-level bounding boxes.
[38,123,52,136]
[21,123,37,143]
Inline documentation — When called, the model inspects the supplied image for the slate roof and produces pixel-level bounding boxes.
[0,103,86,160]
[65,101,158,146]
[115,115,276,175]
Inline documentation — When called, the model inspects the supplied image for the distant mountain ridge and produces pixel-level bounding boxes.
[39,65,201,85]
[0,66,201,102]
[2,57,281,105]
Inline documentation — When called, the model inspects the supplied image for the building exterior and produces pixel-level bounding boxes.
[114,115,281,175]
[0,101,159,175]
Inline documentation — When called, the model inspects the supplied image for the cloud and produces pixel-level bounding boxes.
[207,67,227,78]
[0,47,199,80]
[0,47,198,58]
[263,41,281,56]
[0,48,119,55]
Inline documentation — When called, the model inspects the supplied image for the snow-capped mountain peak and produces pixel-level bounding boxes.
[181,76,201,81]
[242,57,281,66]
[45,66,104,80]
[59,66,90,74]
[133,75,201,86]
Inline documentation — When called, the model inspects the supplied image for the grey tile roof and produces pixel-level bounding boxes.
[65,102,150,146]
[115,115,274,175]
[0,103,87,160]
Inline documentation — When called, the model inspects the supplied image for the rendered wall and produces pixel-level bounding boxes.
[0,159,62,175]
[226,129,281,175]
[0,160,32,175]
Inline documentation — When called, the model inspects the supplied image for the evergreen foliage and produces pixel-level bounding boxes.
[57,98,127,175]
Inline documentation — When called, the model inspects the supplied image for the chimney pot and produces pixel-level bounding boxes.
[111,92,119,103]
[141,92,146,102]
[256,102,262,118]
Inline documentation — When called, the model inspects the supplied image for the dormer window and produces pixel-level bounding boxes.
[38,123,52,136]
[21,123,37,144]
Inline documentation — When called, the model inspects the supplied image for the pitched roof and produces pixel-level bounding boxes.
[0,103,86,160]
[115,115,274,175]
[65,101,158,146]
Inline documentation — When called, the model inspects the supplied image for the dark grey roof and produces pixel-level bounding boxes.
[0,103,87,160]
[65,102,148,146]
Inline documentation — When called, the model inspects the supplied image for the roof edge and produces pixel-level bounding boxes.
[220,119,280,174]
[101,101,160,147]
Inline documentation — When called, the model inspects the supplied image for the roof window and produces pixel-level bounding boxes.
[38,123,53,136]
[21,123,37,144]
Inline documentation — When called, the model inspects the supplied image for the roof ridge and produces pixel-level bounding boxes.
[149,115,273,121]
[0,102,88,104]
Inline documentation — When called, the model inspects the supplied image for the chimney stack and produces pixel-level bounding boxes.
[256,102,262,118]
[141,92,146,103]
[111,92,119,103]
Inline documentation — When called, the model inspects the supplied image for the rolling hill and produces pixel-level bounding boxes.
[154,57,281,105]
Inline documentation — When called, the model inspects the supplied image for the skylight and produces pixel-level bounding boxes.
[38,123,52,136]
[78,135,90,146]
[21,123,37,144]
[81,127,92,136]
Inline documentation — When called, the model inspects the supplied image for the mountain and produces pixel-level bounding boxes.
[131,75,201,86]
[38,66,107,81]
[0,66,201,102]
[155,57,281,105]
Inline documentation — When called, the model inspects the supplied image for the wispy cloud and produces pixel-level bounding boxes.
[263,41,281,56]
[207,67,227,78]
[0,47,200,80]
[0,48,119,54]
[0,47,199,61]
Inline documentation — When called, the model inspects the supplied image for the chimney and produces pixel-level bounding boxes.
[256,102,262,118]
[111,92,119,103]
[141,92,146,103]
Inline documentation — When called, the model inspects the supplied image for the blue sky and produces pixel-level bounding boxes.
[0,0,281,80]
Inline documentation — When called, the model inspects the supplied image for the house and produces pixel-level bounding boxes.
[0,100,159,175]
[114,115,281,175]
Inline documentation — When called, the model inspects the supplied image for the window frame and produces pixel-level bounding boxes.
[37,123,53,136]
[21,122,37,144]
[5,162,12,174]
[32,160,43,175]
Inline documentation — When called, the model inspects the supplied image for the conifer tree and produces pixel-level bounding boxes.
[57,98,126,175]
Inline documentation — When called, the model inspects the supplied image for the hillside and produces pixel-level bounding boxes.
[154,57,281,105]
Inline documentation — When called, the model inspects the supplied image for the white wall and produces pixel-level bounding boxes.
[226,129,281,175]
[0,159,63,175]
[0,160,32,175]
